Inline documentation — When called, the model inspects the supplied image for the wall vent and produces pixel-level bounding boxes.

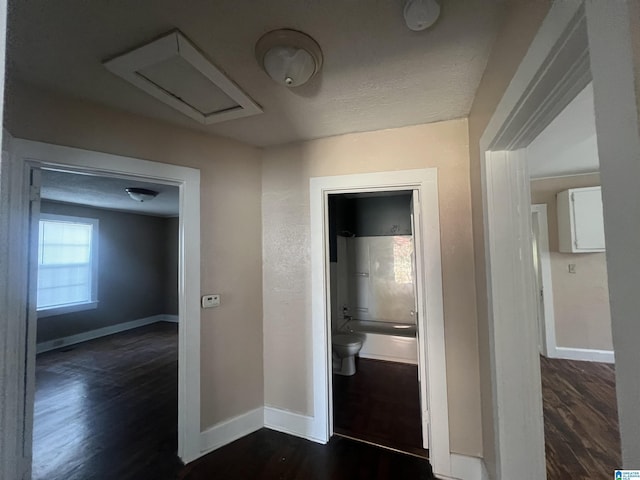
[104,31,262,125]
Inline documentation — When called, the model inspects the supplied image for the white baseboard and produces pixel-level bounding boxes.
[550,346,615,364]
[263,406,326,444]
[197,406,482,480]
[199,407,264,456]
[442,453,488,480]
[36,314,178,354]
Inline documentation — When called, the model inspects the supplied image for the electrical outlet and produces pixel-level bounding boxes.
[201,294,220,308]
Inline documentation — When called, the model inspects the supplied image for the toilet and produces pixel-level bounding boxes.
[332,334,363,376]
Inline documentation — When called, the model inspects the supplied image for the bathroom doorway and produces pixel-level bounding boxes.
[310,168,450,476]
[328,190,427,457]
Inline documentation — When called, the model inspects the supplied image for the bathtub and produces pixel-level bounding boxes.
[339,319,418,365]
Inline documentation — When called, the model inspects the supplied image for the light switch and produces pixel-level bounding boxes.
[202,294,220,308]
[568,264,576,274]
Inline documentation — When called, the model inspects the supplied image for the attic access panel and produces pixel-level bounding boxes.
[104,31,262,125]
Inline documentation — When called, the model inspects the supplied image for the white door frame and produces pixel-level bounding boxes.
[310,168,451,477]
[480,0,640,475]
[2,139,202,477]
[531,204,557,358]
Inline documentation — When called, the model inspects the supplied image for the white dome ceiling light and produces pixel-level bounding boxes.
[255,29,323,88]
[404,0,441,32]
[125,187,158,202]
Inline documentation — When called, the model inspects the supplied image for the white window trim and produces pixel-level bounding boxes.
[37,212,99,318]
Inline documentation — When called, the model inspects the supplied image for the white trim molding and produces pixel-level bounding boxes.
[585,0,640,465]
[0,130,31,480]
[552,347,615,364]
[264,407,326,444]
[309,168,451,477]
[5,139,202,468]
[478,2,593,478]
[531,204,557,358]
[482,150,546,479]
[200,408,264,456]
[448,454,489,480]
[36,314,178,354]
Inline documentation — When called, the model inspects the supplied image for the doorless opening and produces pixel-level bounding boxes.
[309,168,452,477]
[327,190,428,457]
[30,166,181,479]
[4,138,202,478]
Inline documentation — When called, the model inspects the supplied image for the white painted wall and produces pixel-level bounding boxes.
[527,83,600,178]
[346,236,416,324]
[586,0,640,467]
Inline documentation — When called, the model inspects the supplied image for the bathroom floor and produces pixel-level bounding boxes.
[332,357,427,458]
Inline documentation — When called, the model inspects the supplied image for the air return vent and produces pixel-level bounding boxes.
[104,31,262,124]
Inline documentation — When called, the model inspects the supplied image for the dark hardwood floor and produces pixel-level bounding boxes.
[180,428,435,480]
[34,323,436,480]
[33,322,181,480]
[540,355,621,479]
[37,325,620,479]
[333,357,427,458]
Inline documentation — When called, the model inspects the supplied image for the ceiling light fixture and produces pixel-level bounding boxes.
[255,29,323,87]
[404,0,441,31]
[125,188,158,202]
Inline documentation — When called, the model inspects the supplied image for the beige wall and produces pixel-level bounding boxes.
[630,0,640,135]
[467,0,551,475]
[5,81,264,430]
[531,174,612,351]
[262,118,482,456]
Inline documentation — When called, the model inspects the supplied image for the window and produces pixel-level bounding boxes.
[37,214,99,317]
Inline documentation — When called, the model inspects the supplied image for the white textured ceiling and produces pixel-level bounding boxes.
[6,0,501,147]
[41,170,179,217]
[527,83,600,179]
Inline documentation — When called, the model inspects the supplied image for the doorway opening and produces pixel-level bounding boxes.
[3,138,202,479]
[309,168,451,477]
[525,81,619,477]
[477,2,638,475]
[327,190,426,458]
[31,168,182,479]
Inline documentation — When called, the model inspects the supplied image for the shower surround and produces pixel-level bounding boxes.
[332,235,418,364]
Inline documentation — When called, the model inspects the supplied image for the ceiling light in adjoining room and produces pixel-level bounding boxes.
[404,0,441,31]
[125,188,158,202]
[255,29,323,87]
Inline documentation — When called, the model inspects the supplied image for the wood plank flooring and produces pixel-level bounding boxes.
[179,428,436,480]
[34,323,436,479]
[332,357,427,458]
[540,355,621,479]
[33,322,181,480]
